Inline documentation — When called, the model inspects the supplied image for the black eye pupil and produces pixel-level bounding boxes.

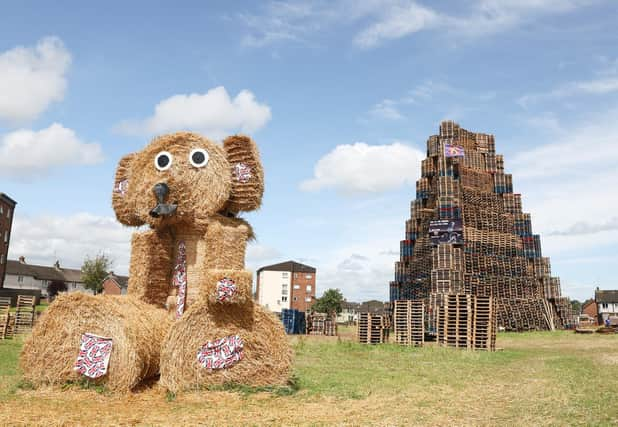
[192,151,205,164]
[157,155,170,168]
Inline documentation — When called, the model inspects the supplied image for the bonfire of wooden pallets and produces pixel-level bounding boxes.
[393,300,424,346]
[357,313,389,344]
[389,121,571,333]
[437,294,496,351]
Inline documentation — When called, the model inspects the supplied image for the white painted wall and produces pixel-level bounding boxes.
[258,270,291,313]
[598,303,618,314]
[4,273,93,296]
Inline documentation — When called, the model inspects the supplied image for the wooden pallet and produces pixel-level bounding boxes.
[437,294,496,351]
[393,300,424,346]
[0,297,10,340]
[358,313,388,344]
[14,295,36,335]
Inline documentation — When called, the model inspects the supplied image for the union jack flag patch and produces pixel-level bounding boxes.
[74,333,113,379]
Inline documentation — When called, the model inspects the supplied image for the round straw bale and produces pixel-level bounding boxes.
[20,292,171,392]
[159,300,292,393]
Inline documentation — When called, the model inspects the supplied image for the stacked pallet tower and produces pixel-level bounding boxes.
[390,121,572,338]
[0,297,11,339]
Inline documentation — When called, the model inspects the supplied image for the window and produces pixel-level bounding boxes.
[293,284,300,290]
[0,206,3,214]
[305,274,312,279]
[294,273,298,278]
[306,285,312,293]
[281,272,289,278]
[281,296,288,302]
[3,231,7,243]
[18,275,23,283]
[305,297,312,302]
[5,208,9,218]
[293,297,298,301]
[602,303,609,309]
[0,254,4,264]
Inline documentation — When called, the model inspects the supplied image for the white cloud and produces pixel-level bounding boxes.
[300,142,424,194]
[0,36,71,124]
[116,86,272,139]
[246,242,281,265]
[518,77,618,107]
[0,123,103,179]
[369,99,403,120]
[8,213,132,275]
[238,0,596,49]
[353,1,439,48]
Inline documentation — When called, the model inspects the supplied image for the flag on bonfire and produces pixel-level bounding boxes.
[444,144,465,157]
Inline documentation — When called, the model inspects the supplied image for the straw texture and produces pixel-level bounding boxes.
[128,229,173,308]
[20,293,171,392]
[223,135,264,214]
[202,269,252,304]
[159,300,292,393]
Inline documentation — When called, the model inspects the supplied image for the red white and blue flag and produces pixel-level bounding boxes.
[197,335,244,370]
[444,144,465,157]
[74,333,113,379]
[174,240,187,319]
[216,277,237,302]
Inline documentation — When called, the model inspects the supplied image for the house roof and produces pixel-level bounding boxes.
[103,273,129,289]
[0,193,17,206]
[596,290,618,304]
[341,301,360,310]
[5,258,122,285]
[257,260,316,274]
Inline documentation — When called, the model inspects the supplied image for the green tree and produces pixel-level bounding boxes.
[312,288,344,315]
[570,299,582,315]
[47,280,68,302]
[81,254,112,295]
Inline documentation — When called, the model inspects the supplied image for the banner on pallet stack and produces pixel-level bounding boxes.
[429,219,463,245]
[444,144,465,157]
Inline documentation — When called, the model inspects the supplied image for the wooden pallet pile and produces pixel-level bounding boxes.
[0,297,11,340]
[437,294,496,350]
[393,300,424,346]
[389,121,570,332]
[358,313,389,344]
[14,295,36,335]
[308,313,337,336]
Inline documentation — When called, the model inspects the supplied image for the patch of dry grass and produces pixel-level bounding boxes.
[1,330,617,426]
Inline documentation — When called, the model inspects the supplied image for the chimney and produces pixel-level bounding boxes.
[18,256,25,264]
[54,260,60,270]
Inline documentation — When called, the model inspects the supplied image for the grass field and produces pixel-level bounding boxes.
[1,328,617,426]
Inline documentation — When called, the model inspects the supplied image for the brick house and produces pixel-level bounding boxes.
[0,193,17,289]
[101,272,129,295]
[256,261,316,313]
[581,299,598,325]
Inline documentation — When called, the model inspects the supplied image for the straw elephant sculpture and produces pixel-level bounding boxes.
[21,132,292,392]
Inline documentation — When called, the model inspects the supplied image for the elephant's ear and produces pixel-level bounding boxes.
[112,153,144,226]
[223,135,264,213]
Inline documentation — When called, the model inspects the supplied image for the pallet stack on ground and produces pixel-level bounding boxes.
[393,300,424,346]
[357,313,388,344]
[308,313,337,336]
[389,121,570,332]
[437,294,496,350]
[0,297,11,339]
[14,295,36,335]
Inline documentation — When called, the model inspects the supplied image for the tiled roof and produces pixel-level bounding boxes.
[596,290,618,303]
[257,260,316,274]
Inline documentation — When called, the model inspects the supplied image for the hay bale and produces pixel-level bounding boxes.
[159,300,292,393]
[20,293,171,392]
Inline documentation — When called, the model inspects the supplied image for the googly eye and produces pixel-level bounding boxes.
[155,151,173,171]
[189,148,209,168]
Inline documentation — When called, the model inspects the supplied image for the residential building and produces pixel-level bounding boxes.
[101,272,129,295]
[595,288,618,325]
[256,260,316,313]
[0,193,17,289]
[4,257,94,297]
[337,301,360,324]
[581,299,597,325]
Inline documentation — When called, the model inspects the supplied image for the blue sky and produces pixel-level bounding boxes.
[1,0,617,302]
